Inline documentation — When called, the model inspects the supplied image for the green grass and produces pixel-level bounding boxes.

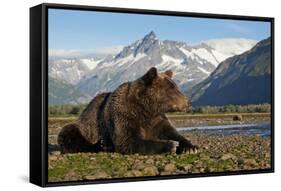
[48,152,205,181]
[48,145,270,182]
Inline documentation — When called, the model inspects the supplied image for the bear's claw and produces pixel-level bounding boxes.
[176,142,198,154]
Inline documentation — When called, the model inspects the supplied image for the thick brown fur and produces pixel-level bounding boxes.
[58,67,197,154]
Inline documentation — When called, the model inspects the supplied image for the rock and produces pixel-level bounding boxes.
[160,171,172,176]
[124,170,142,177]
[265,163,271,168]
[118,165,128,172]
[221,153,237,160]
[83,175,96,180]
[64,170,77,180]
[183,164,193,171]
[155,161,161,166]
[265,153,270,158]
[199,153,210,160]
[164,163,177,172]
[132,161,149,170]
[143,166,159,176]
[132,170,143,176]
[50,151,61,155]
[233,115,243,121]
[203,145,209,150]
[237,159,244,165]
[83,171,111,180]
[145,158,154,165]
[243,159,258,167]
[192,168,201,173]
[208,167,216,172]
[48,155,58,161]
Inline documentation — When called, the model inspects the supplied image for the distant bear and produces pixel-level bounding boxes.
[58,67,197,154]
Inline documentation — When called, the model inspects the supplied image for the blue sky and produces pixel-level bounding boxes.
[48,8,270,55]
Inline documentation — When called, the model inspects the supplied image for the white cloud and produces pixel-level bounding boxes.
[92,45,124,55]
[49,49,83,58]
[49,45,124,58]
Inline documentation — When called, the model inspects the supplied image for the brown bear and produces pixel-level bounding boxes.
[58,67,197,154]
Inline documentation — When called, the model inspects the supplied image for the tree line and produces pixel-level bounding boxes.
[48,104,87,116]
[188,103,271,114]
[48,103,271,117]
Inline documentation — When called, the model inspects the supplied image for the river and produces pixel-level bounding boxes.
[177,122,271,137]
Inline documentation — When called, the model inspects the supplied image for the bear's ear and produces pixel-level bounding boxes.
[164,70,173,78]
[142,67,158,85]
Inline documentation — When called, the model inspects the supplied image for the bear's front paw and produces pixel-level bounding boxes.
[176,141,198,154]
[171,141,179,153]
[168,140,179,154]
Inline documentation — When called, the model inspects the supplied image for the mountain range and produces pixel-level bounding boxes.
[190,37,271,106]
[48,76,91,105]
[48,31,262,105]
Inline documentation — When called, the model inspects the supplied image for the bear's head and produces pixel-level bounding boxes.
[135,67,191,113]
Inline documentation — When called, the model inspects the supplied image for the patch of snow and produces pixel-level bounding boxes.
[81,58,102,70]
[192,48,218,66]
[197,66,211,75]
[176,77,195,85]
[203,82,212,90]
[179,47,192,57]
[134,53,146,62]
[115,53,146,67]
[116,54,134,67]
[161,54,184,67]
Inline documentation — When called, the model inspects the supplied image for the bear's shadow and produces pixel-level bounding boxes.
[48,144,60,153]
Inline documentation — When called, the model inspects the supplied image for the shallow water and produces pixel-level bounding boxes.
[177,122,271,137]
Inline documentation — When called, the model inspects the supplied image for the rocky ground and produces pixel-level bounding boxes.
[48,115,271,182]
[48,132,271,182]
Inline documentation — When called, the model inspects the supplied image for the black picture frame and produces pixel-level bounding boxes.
[30,3,275,187]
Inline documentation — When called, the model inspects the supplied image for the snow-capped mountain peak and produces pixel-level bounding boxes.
[77,32,218,96]
[49,32,258,102]
[48,57,104,85]
[144,30,157,40]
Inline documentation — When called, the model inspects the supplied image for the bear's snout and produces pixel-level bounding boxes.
[179,101,188,111]
[180,96,192,112]
[171,95,190,112]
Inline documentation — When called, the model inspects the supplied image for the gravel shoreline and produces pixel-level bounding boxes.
[48,132,271,182]
[48,116,271,182]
